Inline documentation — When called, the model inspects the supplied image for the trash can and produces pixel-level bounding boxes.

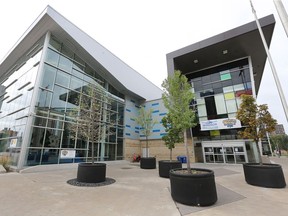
[177,155,187,163]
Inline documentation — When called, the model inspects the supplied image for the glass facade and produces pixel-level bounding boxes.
[0,47,42,166]
[0,35,125,167]
[189,58,253,141]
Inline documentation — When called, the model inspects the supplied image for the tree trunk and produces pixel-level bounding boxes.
[146,137,149,157]
[184,130,191,172]
[255,140,263,165]
[91,140,95,164]
[170,149,172,161]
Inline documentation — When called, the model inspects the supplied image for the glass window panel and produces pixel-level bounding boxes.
[196,98,205,104]
[226,99,237,113]
[246,82,252,90]
[210,73,220,82]
[215,94,227,115]
[41,149,59,164]
[76,139,87,149]
[67,90,80,108]
[224,92,235,100]
[233,84,244,91]
[47,118,64,130]
[72,68,84,80]
[58,55,73,73]
[70,76,83,92]
[61,122,77,149]
[45,49,59,66]
[223,86,233,93]
[55,70,70,87]
[214,87,223,94]
[199,116,208,122]
[41,64,56,90]
[221,79,233,87]
[30,127,45,147]
[228,113,236,118]
[202,75,211,84]
[37,89,52,108]
[212,82,222,89]
[193,81,203,92]
[198,104,207,117]
[43,129,62,148]
[49,37,61,51]
[243,68,251,82]
[33,116,48,127]
[51,86,67,113]
[236,97,242,108]
[26,149,41,166]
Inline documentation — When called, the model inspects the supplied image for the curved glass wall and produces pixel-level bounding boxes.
[26,36,124,166]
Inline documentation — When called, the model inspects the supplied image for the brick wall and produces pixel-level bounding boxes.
[124,138,195,163]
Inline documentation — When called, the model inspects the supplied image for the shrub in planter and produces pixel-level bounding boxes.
[69,83,115,183]
[136,107,157,170]
[236,95,286,188]
[162,71,216,205]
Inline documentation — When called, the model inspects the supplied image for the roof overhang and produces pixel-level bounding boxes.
[0,6,162,101]
[166,14,275,95]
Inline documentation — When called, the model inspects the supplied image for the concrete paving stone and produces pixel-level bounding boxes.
[0,158,287,216]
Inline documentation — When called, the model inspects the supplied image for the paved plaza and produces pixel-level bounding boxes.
[0,157,288,216]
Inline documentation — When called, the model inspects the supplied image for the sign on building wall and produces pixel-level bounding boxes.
[200,118,242,131]
[10,139,17,148]
[60,150,76,159]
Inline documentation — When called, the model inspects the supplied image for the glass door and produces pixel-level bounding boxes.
[203,141,247,164]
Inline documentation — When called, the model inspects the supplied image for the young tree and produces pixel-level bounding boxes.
[270,134,288,151]
[162,113,184,161]
[69,83,115,164]
[236,94,277,164]
[162,70,197,172]
[136,106,157,157]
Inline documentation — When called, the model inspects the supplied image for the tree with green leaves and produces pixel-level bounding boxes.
[69,83,115,164]
[136,106,157,157]
[162,70,197,172]
[162,113,184,161]
[270,134,288,152]
[236,94,277,164]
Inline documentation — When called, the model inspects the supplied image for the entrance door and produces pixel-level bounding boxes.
[202,141,247,164]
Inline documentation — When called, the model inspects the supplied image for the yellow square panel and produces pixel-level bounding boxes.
[224,92,235,100]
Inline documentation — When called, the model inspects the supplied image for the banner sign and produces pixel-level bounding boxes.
[200,118,242,131]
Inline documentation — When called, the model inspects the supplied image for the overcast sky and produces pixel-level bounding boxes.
[1,0,288,132]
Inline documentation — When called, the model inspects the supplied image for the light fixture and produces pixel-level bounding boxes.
[222,50,228,54]
[193,59,198,63]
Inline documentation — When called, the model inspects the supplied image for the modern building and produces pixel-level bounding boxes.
[271,124,286,135]
[166,14,275,164]
[0,6,163,169]
[0,5,275,169]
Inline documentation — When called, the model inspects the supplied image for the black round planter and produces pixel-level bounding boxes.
[243,163,286,188]
[158,160,182,178]
[170,168,217,206]
[140,157,156,169]
[77,163,106,183]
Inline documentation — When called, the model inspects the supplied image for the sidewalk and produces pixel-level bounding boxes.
[0,158,288,216]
